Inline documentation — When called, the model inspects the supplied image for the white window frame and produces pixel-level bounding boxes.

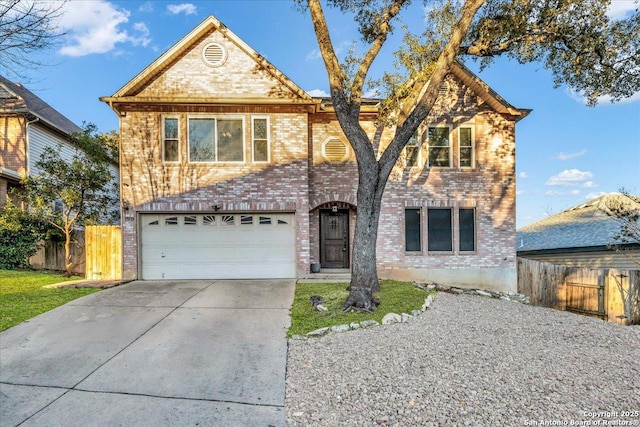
[187,115,246,163]
[162,116,180,163]
[404,131,422,168]
[251,116,270,163]
[458,125,475,169]
[427,125,453,168]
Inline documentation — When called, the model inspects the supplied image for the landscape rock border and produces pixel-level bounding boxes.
[291,282,530,341]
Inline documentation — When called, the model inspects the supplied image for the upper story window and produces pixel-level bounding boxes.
[404,131,422,168]
[459,127,475,168]
[427,127,451,168]
[163,117,179,162]
[252,117,269,163]
[188,117,244,163]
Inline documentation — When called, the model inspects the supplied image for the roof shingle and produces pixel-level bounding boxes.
[517,194,640,252]
[0,74,82,135]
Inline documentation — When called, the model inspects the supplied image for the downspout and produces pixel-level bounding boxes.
[25,116,40,176]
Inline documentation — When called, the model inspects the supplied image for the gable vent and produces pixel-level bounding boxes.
[202,43,227,67]
[323,138,350,164]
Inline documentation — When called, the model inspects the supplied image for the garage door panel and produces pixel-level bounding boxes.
[140,213,296,280]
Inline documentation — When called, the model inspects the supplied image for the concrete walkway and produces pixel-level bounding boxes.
[0,279,296,427]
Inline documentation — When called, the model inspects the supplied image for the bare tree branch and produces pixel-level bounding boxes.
[0,0,66,79]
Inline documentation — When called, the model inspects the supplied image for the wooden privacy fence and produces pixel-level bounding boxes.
[518,258,640,325]
[29,232,85,275]
[85,225,121,280]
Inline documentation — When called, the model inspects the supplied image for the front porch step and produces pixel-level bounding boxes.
[298,269,351,283]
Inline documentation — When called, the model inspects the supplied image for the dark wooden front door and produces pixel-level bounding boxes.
[320,210,349,268]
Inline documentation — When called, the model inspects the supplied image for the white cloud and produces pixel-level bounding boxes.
[586,191,608,200]
[518,172,528,178]
[545,189,581,196]
[57,1,151,56]
[306,50,322,61]
[607,0,637,19]
[556,149,587,161]
[139,2,153,12]
[516,190,524,196]
[167,3,197,15]
[582,181,598,188]
[307,89,330,97]
[546,169,593,186]
[131,22,151,47]
[568,88,640,105]
[306,41,351,62]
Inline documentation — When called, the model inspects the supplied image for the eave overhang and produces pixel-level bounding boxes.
[100,96,322,116]
[517,243,640,256]
[451,61,531,121]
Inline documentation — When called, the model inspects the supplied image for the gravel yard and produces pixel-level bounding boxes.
[285,292,640,426]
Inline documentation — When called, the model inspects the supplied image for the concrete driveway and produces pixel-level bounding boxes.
[0,279,296,427]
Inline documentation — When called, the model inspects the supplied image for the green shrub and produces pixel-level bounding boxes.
[0,202,48,269]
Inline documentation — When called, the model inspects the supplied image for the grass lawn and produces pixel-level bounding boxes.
[289,280,432,337]
[0,270,100,332]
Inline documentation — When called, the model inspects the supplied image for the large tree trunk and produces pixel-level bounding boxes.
[343,161,387,312]
[306,0,488,312]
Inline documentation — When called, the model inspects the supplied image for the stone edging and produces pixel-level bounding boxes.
[291,283,530,341]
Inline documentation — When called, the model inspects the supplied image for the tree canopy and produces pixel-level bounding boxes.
[20,124,119,276]
[301,0,640,311]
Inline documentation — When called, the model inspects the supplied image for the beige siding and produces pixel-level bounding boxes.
[27,124,78,176]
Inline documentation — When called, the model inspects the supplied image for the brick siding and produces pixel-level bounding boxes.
[309,74,517,282]
[113,24,519,290]
[0,117,27,173]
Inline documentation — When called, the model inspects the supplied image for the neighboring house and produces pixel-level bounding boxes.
[0,74,119,206]
[0,74,78,205]
[517,193,640,269]
[101,15,529,292]
[0,74,120,273]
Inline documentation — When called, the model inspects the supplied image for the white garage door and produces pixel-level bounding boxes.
[140,213,296,279]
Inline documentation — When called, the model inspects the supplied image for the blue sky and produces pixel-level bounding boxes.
[9,0,640,227]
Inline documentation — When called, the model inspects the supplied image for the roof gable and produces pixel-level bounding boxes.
[451,61,530,121]
[109,15,312,103]
[0,74,82,135]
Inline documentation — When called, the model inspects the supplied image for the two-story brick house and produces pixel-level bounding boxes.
[102,15,529,292]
